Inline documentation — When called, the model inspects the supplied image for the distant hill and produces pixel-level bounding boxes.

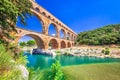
[76,24,120,45]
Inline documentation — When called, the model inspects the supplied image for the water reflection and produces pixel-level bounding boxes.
[27,54,120,69]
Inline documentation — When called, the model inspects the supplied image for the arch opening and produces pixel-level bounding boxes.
[66,32,70,40]
[18,34,45,49]
[71,34,74,41]
[61,41,66,49]
[60,29,65,39]
[48,24,58,37]
[49,39,58,49]
[16,14,43,33]
[68,42,71,48]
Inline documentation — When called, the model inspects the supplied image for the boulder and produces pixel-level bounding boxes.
[32,48,55,56]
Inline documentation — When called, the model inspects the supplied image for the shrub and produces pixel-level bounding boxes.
[49,60,64,80]
[28,67,42,80]
[0,44,22,80]
[101,48,110,55]
[104,48,110,55]
[101,49,105,53]
[0,44,12,69]
[64,52,70,55]
[55,51,62,54]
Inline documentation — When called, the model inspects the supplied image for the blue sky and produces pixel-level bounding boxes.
[17,0,120,42]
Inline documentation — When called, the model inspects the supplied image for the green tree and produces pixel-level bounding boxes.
[19,42,26,47]
[0,0,32,44]
[76,24,120,45]
[27,40,36,47]
[49,60,64,80]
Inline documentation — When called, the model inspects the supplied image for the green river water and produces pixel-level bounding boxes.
[26,53,120,69]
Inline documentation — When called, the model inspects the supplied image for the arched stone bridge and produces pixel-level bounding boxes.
[15,0,77,50]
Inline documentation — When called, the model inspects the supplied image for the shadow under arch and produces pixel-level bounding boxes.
[61,40,66,49]
[18,34,45,49]
[67,42,71,48]
[49,38,58,49]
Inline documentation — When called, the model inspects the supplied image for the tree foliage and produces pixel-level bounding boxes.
[0,44,22,80]
[76,24,120,45]
[19,42,27,47]
[19,40,36,47]
[27,40,36,47]
[0,0,32,44]
[49,60,64,80]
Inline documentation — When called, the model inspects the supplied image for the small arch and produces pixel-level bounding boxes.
[35,7,40,12]
[67,42,71,48]
[42,12,46,16]
[49,38,58,49]
[52,18,55,22]
[48,16,51,19]
[56,21,58,24]
[61,41,66,49]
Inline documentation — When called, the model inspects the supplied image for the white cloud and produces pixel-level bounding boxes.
[52,34,56,36]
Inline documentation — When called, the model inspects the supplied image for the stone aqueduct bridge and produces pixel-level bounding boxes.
[15,0,77,50]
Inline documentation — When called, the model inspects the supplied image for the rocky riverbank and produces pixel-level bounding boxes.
[20,46,120,58]
[56,46,120,58]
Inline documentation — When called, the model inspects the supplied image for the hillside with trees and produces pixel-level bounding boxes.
[76,24,120,45]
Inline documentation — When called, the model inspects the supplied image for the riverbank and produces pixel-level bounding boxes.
[62,62,120,80]
[41,62,120,80]
[58,46,120,58]
[20,45,120,58]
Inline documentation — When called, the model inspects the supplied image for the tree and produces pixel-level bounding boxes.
[76,24,120,45]
[19,42,27,47]
[49,60,64,80]
[27,40,36,47]
[0,0,32,44]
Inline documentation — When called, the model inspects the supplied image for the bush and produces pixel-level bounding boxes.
[0,44,12,69]
[55,51,62,54]
[49,60,64,80]
[28,67,42,80]
[101,49,105,53]
[101,48,110,55]
[64,52,70,55]
[0,44,22,80]
[104,48,110,55]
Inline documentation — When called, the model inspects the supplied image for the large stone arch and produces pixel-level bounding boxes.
[66,32,71,40]
[61,40,66,49]
[71,34,74,41]
[48,23,59,37]
[49,38,59,49]
[67,42,71,48]
[72,43,74,46]
[17,33,45,49]
[59,29,66,39]
[31,9,46,34]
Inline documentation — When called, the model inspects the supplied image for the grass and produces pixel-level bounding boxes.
[62,62,120,80]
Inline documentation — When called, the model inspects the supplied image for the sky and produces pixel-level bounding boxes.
[17,0,120,42]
